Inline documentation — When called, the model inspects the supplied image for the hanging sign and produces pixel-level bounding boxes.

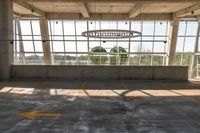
[82,29,141,39]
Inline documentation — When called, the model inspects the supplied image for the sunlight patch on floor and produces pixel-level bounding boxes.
[0,87,35,94]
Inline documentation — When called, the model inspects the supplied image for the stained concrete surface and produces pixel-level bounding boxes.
[0,80,200,133]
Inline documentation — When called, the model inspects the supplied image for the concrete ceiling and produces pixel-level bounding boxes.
[13,0,200,20]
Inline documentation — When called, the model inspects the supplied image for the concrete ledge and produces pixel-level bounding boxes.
[11,65,188,81]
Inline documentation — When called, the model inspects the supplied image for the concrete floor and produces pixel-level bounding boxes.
[1,80,200,133]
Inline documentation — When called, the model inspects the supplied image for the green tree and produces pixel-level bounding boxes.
[110,46,128,65]
[90,46,108,65]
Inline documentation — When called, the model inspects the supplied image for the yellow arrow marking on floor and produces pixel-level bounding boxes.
[17,112,62,120]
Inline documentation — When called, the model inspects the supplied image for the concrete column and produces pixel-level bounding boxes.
[0,0,13,81]
[39,17,51,65]
[167,15,179,66]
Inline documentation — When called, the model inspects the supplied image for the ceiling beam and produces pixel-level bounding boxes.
[43,13,173,20]
[129,3,142,18]
[176,2,200,17]
[77,2,90,18]
[13,12,21,17]
[21,0,200,3]
[13,0,45,16]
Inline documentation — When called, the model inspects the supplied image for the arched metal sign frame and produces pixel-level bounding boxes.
[82,29,142,39]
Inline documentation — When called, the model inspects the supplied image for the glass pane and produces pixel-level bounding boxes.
[118,21,129,30]
[117,40,129,52]
[129,54,139,65]
[63,21,75,35]
[140,55,151,65]
[89,40,100,51]
[155,21,167,36]
[198,36,200,52]
[154,37,166,53]
[142,21,154,35]
[178,21,186,36]
[182,54,192,66]
[131,21,142,32]
[32,20,41,35]
[34,36,43,52]
[184,37,195,52]
[77,41,88,52]
[89,21,100,30]
[174,54,182,65]
[25,54,37,64]
[153,42,165,52]
[141,42,153,52]
[176,37,184,52]
[53,54,66,65]
[20,20,32,35]
[186,21,198,36]
[101,21,117,29]
[52,36,64,52]
[50,21,63,35]
[65,41,77,52]
[76,21,87,35]
[22,36,34,52]
[130,42,140,52]
[152,55,164,66]
[101,41,116,52]
[77,54,89,65]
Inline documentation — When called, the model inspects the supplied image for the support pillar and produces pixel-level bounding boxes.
[167,15,179,66]
[0,0,13,80]
[39,17,51,65]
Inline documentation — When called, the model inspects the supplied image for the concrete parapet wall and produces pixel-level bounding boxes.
[11,65,188,81]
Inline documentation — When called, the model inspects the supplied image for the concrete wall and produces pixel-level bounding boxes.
[11,65,188,81]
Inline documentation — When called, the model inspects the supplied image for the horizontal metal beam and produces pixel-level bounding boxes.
[19,0,200,3]
[129,3,142,18]
[77,2,90,18]
[13,0,45,16]
[14,52,167,55]
[176,2,200,17]
[44,13,172,20]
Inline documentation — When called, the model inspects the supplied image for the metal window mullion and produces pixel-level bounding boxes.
[87,21,90,64]
[74,21,78,64]
[17,19,26,64]
[116,21,119,66]
[151,21,156,66]
[30,20,36,58]
[163,21,169,66]
[62,21,66,63]
[87,21,89,53]
[180,21,187,65]
[190,19,200,78]
[99,21,101,65]
[49,21,54,52]
[128,21,131,65]
[139,21,143,66]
